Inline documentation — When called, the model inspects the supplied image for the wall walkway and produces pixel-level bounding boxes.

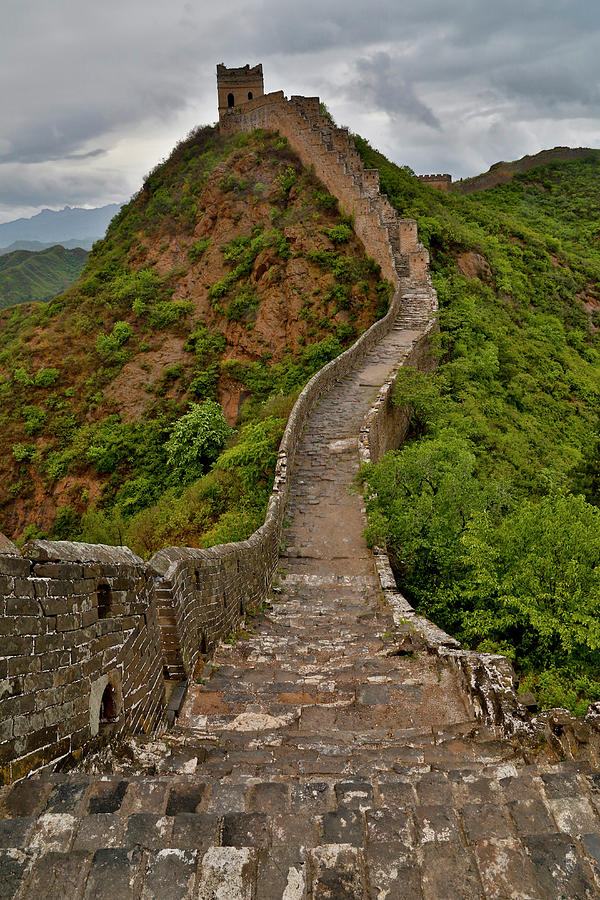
[0,89,438,781]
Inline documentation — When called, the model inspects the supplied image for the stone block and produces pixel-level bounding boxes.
[124,813,173,850]
[420,841,482,899]
[525,833,596,899]
[87,781,128,814]
[72,813,123,850]
[83,848,144,900]
[222,812,270,849]
[141,848,198,900]
[0,816,36,848]
[0,848,34,898]
[365,843,421,900]
[321,809,364,846]
[171,813,220,850]
[196,846,257,900]
[309,844,365,899]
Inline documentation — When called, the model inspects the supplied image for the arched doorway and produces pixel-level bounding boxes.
[248,91,253,100]
[227,93,235,108]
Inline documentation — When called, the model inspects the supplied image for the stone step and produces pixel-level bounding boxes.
[3,760,600,898]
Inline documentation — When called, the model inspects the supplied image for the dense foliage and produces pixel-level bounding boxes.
[356,140,600,713]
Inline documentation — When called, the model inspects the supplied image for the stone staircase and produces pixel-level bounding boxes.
[2,303,600,898]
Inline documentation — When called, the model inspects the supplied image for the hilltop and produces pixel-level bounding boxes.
[0,126,387,551]
[0,245,89,311]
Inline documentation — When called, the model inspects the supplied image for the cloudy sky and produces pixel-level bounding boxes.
[2,0,599,222]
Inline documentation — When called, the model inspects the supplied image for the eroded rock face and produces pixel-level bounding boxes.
[456,250,492,281]
[0,533,18,555]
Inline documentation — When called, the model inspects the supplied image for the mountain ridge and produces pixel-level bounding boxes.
[0,203,122,246]
[455,145,599,193]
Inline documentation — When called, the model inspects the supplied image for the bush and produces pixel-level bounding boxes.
[12,443,36,462]
[95,320,132,364]
[34,368,59,388]
[324,224,353,244]
[214,416,285,489]
[166,401,231,482]
[188,237,210,263]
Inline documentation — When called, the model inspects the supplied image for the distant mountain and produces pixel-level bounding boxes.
[0,238,96,255]
[0,245,89,311]
[0,204,122,249]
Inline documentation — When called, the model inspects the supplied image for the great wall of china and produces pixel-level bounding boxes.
[1,67,600,898]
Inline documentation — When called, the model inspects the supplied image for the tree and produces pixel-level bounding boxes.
[166,401,231,482]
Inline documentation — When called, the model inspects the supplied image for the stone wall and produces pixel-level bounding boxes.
[0,540,165,783]
[417,174,452,191]
[220,92,430,286]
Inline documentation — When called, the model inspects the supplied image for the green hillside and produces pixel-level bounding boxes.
[357,143,600,713]
[0,245,89,310]
[0,126,387,553]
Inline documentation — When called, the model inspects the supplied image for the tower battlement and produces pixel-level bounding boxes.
[216,63,264,123]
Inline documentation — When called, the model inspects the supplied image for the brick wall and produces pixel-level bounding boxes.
[417,174,452,191]
[0,540,165,783]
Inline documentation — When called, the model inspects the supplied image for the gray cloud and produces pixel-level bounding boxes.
[0,0,599,219]
[350,52,441,128]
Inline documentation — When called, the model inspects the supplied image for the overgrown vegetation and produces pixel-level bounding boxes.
[357,140,600,714]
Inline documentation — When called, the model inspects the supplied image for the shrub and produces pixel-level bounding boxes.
[278,166,297,198]
[188,237,210,263]
[12,443,36,462]
[52,506,81,540]
[95,320,132,364]
[324,224,353,244]
[22,405,47,436]
[214,417,285,489]
[226,287,260,322]
[34,368,59,388]
[313,191,337,210]
[166,401,231,482]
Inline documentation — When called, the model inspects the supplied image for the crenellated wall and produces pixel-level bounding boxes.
[417,173,452,191]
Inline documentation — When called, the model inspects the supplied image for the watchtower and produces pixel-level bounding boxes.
[217,63,264,124]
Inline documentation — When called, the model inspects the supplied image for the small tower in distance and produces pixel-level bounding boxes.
[216,64,264,124]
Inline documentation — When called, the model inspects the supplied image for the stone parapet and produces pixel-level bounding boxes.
[0,541,165,783]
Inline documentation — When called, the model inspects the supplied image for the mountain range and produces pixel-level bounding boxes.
[0,203,122,251]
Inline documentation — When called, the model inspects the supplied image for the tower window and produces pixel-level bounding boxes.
[227,93,235,107]
[248,91,253,100]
